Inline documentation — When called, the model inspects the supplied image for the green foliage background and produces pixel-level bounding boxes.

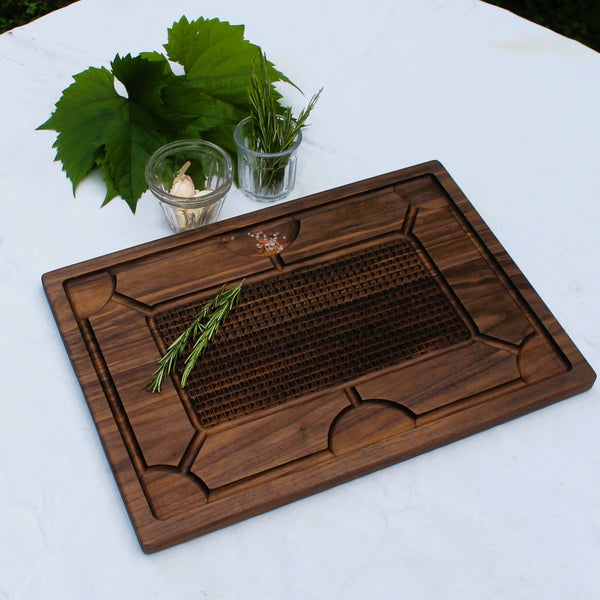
[485,0,600,52]
[1,0,599,52]
[0,0,79,32]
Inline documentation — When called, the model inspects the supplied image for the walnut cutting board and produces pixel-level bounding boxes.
[42,161,596,553]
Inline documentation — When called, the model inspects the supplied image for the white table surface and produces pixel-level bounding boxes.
[1,0,598,598]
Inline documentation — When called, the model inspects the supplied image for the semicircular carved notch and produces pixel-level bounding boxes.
[329,400,416,456]
[220,217,300,257]
[65,271,115,318]
[517,332,570,384]
[141,466,208,521]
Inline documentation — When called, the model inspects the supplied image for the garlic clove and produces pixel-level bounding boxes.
[170,175,196,197]
[193,188,213,197]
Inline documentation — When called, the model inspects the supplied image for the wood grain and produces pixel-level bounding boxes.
[42,161,596,552]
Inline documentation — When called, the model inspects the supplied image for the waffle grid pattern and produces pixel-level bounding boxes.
[154,238,470,428]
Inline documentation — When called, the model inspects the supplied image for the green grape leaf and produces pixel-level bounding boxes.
[38,54,180,211]
[38,66,124,192]
[104,54,179,210]
[164,16,294,130]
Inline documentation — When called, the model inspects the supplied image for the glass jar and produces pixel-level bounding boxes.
[234,116,302,202]
[145,140,233,232]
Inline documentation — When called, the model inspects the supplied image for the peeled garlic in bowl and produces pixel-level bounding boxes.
[169,161,213,197]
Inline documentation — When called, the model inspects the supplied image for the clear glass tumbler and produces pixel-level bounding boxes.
[233,116,302,202]
[145,140,233,232]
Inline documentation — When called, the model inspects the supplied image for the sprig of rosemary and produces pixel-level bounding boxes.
[147,281,243,393]
[249,51,322,153]
[247,51,322,190]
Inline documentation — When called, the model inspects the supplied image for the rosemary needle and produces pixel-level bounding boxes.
[147,281,243,393]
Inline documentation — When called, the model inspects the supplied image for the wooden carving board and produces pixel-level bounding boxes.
[43,161,596,552]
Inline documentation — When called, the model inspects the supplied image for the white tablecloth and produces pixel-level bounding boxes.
[1,1,598,598]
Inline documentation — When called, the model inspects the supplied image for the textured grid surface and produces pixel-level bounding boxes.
[153,238,471,428]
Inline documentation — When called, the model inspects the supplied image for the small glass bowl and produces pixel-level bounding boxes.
[145,140,233,232]
[234,116,302,202]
